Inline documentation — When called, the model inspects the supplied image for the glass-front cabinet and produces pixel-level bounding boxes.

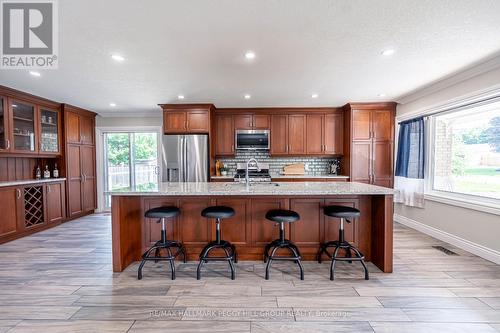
[11,100,36,153]
[0,96,8,151]
[0,96,61,155]
[40,108,59,153]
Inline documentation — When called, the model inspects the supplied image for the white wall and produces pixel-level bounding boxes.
[395,61,500,260]
[96,115,162,128]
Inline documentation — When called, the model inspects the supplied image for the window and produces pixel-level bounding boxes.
[430,100,500,201]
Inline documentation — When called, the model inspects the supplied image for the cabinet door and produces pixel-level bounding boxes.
[164,111,186,133]
[306,114,323,154]
[373,141,393,187]
[372,109,393,141]
[288,115,306,154]
[234,114,253,130]
[0,96,9,151]
[352,109,371,140]
[67,144,83,217]
[215,114,234,155]
[80,115,94,145]
[10,100,37,153]
[251,198,288,246]
[216,198,251,246]
[46,182,65,223]
[290,199,323,247]
[81,145,96,213]
[66,111,81,144]
[324,113,343,155]
[179,198,211,245]
[351,141,371,183]
[253,115,270,129]
[186,110,209,133]
[270,115,288,155]
[0,187,21,238]
[39,108,60,154]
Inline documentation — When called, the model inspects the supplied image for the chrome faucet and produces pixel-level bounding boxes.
[246,158,260,188]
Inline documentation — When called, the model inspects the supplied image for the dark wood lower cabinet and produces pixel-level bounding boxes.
[0,187,22,239]
[46,182,65,223]
[0,180,66,244]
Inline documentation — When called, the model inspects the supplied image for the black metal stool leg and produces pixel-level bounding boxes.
[289,246,304,280]
[265,246,279,280]
[330,245,340,281]
[317,244,325,263]
[351,247,369,280]
[166,247,176,280]
[222,247,236,280]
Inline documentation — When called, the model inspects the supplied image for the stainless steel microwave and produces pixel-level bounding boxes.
[235,129,270,150]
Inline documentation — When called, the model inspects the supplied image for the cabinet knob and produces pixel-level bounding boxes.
[5,139,10,150]
[16,189,21,199]
[48,185,51,193]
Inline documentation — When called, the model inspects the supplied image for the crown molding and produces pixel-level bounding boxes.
[97,111,162,118]
[396,52,500,105]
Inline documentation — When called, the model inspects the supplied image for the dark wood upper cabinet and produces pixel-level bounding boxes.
[39,107,61,154]
[64,107,95,146]
[270,114,288,155]
[234,114,270,130]
[215,114,234,156]
[161,104,214,134]
[306,114,323,154]
[344,103,395,188]
[164,111,186,133]
[352,109,372,140]
[324,112,343,155]
[234,114,253,129]
[288,115,306,154]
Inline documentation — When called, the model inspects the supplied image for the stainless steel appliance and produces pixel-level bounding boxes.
[234,162,271,183]
[162,135,209,182]
[235,129,270,150]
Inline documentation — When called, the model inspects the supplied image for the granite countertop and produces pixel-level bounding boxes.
[111,181,393,196]
[210,174,349,180]
[0,178,66,188]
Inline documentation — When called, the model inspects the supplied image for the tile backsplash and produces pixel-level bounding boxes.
[217,150,340,176]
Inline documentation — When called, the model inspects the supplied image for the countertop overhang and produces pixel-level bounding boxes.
[110,181,393,196]
[0,178,67,188]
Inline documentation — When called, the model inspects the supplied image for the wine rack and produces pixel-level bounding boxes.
[24,186,44,228]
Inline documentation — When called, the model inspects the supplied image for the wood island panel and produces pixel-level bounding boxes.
[111,194,393,273]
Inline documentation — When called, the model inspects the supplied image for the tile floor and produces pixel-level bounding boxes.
[0,214,499,332]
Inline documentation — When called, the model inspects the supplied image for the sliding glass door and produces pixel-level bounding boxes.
[103,132,159,208]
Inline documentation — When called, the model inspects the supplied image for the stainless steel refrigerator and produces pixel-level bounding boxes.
[161,135,209,182]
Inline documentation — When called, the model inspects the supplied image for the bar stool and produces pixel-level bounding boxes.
[138,206,186,280]
[263,209,304,280]
[317,205,369,280]
[197,206,237,280]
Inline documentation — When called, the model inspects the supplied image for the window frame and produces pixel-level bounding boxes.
[425,103,500,215]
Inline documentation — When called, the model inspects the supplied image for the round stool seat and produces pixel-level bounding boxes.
[324,205,360,219]
[265,209,300,223]
[201,206,235,219]
[145,206,180,219]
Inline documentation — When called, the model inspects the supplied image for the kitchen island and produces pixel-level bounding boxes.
[111,181,394,273]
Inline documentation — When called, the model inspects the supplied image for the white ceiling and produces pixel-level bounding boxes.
[1,0,500,116]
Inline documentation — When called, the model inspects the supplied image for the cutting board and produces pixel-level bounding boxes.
[283,163,305,175]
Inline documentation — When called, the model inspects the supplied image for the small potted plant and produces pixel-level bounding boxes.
[220,166,229,176]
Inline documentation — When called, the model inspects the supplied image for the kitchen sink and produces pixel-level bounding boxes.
[224,182,280,187]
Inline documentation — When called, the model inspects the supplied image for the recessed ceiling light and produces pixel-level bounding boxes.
[311,93,319,98]
[244,94,251,99]
[177,95,185,100]
[29,71,41,77]
[111,54,125,62]
[109,103,116,107]
[245,51,256,60]
[381,49,395,56]
[378,93,386,97]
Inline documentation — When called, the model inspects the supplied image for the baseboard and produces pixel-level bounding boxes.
[394,213,500,265]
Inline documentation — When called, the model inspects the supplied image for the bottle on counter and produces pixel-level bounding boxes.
[53,163,59,178]
[215,160,221,176]
[35,166,41,180]
[43,165,51,179]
